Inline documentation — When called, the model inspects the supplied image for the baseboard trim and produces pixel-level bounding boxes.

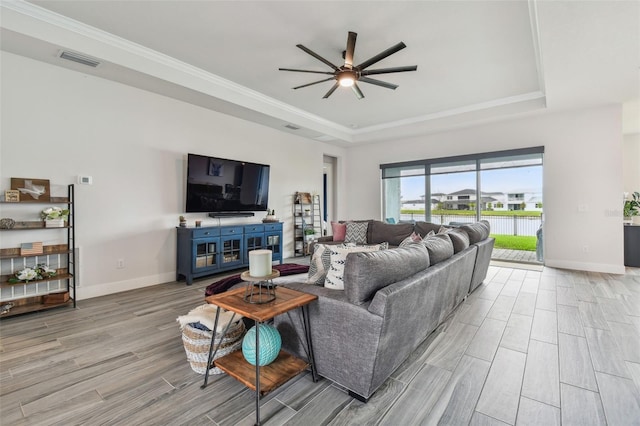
[76,272,177,300]
[543,259,625,275]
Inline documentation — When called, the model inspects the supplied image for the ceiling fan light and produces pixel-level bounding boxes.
[339,75,355,87]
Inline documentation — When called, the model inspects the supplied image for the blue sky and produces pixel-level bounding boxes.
[402,166,543,200]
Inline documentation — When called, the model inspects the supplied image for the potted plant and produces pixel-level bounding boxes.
[304,227,316,241]
[624,191,640,224]
[41,207,69,228]
[179,215,187,227]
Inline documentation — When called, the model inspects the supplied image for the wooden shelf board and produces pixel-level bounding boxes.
[0,299,74,318]
[0,221,71,231]
[0,272,72,288]
[0,197,70,204]
[0,244,70,260]
[214,350,308,396]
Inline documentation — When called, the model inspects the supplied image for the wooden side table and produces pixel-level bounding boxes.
[202,284,318,425]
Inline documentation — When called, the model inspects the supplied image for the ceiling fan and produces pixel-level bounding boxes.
[279,31,417,99]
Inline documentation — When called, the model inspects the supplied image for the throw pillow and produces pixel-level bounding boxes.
[331,222,347,241]
[421,233,454,265]
[344,222,368,244]
[307,244,334,285]
[324,244,384,290]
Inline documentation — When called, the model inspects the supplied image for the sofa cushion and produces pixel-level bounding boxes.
[399,231,423,247]
[324,244,385,290]
[421,233,454,265]
[461,220,491,244]
[343,244,430,305]
[331,222,347,241]
[414,221,442,237]
[368,220,414,246]
[344,222,369,244]
[439,227,470,253]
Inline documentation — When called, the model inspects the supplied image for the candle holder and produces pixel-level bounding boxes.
[241,270,280,304]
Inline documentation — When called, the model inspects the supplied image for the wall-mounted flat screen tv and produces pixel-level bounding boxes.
[186,153,270,213]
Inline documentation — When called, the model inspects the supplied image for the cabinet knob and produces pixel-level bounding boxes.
[204,232,210,235]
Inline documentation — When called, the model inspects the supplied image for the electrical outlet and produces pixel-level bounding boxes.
[116,259,125,269]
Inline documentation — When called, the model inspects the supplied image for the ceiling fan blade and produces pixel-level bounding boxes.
[279,68,335,75]
[344,31,357,68]
[359,76,399,90]
[352,82,364,99]
[356,42,407,70]
[361,65,417,75]
[297,44,340,71]
[322,82,340,99]
[293,77,336,90]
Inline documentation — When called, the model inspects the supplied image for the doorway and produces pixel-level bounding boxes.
[323,155,337,236]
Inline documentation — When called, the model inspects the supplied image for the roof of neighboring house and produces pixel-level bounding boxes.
[449,188,476,195]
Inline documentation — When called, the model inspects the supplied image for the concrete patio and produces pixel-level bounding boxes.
[492,248,541,264]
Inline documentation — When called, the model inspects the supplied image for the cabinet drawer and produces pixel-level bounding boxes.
[220,226,243,236]
[192,228,220,238]
[263,223,282,232]
[244,224,264,233]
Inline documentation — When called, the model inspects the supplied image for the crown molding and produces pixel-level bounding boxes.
[2,1,549,145]
[1,0,355,141]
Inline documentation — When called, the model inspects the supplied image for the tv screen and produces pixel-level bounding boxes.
[186,153,270,213]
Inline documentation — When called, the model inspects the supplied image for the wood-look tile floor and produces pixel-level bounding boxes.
[1,263,640,425]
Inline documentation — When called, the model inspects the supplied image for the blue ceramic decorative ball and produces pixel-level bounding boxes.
[242,324,282,366]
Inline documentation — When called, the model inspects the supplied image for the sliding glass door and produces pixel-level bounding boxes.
[381,147,544,264]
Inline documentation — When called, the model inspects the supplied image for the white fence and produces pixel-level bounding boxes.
[399,213,542,237]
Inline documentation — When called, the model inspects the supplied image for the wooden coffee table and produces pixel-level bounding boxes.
[202,284,318,425]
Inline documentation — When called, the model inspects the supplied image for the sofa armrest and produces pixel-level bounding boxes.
[273,281,384,399]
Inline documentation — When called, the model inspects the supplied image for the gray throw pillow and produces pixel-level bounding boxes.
[421,233,454,265]
[344,222,368,244]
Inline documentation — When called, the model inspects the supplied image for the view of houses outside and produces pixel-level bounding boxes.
[385,163,543,260]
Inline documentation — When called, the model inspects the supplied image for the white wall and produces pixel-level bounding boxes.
[345,106,625,274]
[0,52,346,299]
[623,133,640,195]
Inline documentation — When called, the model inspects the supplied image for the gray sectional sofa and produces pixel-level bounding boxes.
[274,220,494,401]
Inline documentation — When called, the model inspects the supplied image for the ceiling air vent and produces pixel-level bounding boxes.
[284,124,300,130]
[58,50,101,68]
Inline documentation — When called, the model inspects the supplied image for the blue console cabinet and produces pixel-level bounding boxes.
[176,222,283,285]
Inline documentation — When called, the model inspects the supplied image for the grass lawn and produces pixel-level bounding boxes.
[491,234,537,251]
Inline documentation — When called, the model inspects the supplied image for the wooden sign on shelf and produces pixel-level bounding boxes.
[10,178,50,202]
[4,190,19,202]
[20,242,43,256]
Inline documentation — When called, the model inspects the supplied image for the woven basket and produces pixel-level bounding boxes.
[181,320,245,375]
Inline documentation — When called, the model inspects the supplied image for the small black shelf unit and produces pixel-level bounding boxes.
[0,184,76,317]
[292,192,322,257]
